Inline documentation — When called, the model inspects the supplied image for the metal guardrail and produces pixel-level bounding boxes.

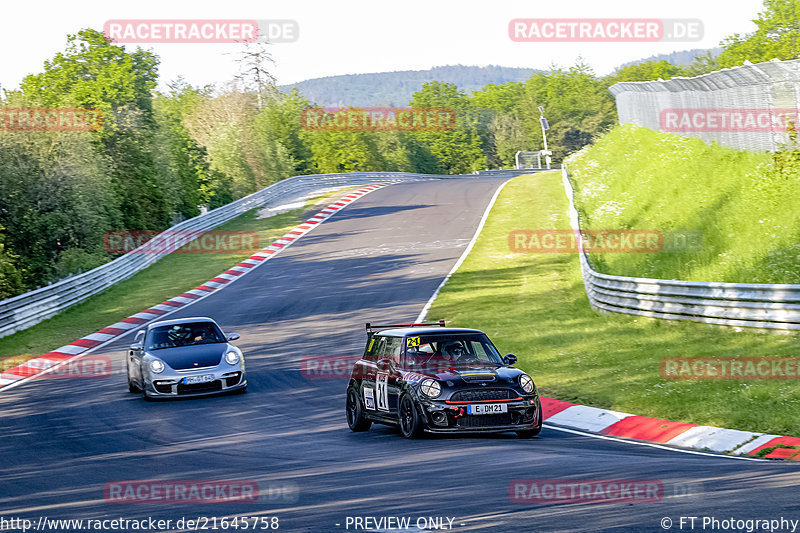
[562,167,800,330]
[0,171,499,339]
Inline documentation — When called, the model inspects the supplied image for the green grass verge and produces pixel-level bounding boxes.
[425,171,800,437]
[566,124,800,283]
[0,189,353,366]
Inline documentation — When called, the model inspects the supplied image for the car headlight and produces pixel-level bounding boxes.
[225,351,240,365]
[150,359,165,374]
[420,379,441,398]
[519,373,535,394]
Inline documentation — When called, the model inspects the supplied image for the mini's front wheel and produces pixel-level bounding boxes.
[399,394,423,439]
[346,388,371,432]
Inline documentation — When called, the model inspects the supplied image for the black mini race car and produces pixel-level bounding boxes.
[345,322,542,439]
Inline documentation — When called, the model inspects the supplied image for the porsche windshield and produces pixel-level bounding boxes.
[403,333,504,370]
[146,322,226,350]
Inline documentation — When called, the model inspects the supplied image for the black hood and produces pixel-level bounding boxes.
[416,365,524,384]
[149,343,228,370]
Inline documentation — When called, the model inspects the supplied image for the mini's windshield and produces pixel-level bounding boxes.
[403,333,504,370]
[146,322,225,350]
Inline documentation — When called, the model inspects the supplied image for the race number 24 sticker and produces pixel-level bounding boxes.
[407,337,420,347]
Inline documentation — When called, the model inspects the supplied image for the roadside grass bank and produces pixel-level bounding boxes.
[0,189,354,366]
[425,171,800,437]
[565,124,800,283]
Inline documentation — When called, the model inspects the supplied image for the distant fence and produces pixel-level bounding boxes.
[0,169,547,339]
[610,58,800,152]
[562,167,800,330]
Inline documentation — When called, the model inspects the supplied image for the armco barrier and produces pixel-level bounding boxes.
[562,167,800,330]
[0,170,547,339]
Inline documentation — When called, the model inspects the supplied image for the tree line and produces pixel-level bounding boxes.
[0,0,795,299]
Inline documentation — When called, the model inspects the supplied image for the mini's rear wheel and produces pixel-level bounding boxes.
[346,387,371,432]
[399,394,423,439]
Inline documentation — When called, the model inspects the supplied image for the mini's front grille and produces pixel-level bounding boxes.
[177,381,222,394]
[457,413,513,428]
[450,389,515,402]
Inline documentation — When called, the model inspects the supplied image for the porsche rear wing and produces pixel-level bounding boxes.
[365,321,445,335]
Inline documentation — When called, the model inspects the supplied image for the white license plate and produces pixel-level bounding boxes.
[467,403,508,415]
[182,374,214,385]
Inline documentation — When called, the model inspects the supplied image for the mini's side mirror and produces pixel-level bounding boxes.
[377,358,393,372]
[503,354,517,366]
[227,333,240,342]
[130,343,143,351]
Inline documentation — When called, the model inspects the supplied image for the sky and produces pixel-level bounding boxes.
[1,0,766,93]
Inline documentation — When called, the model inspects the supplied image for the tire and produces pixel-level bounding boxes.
[517,396,542,438]
[142,379,154,402]
[127,363,141,393]
[398,394,423,439]
[346,387,371,432]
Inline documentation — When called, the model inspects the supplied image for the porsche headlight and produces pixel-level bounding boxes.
[225,351,240,365]
[150,359,165,374]
[420,379,441,398]
[519,373,535,394]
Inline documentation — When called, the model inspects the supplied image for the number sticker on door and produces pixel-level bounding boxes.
[376,373,389,412]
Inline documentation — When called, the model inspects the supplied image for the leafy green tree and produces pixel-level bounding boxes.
[0,225,24,300]
[308,128,382,173]
[471,82,530,167]
[606,60,687,83]
[255,90,314,175]
[20,28,171,230]
[717,0,800,67]
[410,82,486,173]
[155,81,233,210]
[521,63,616,160]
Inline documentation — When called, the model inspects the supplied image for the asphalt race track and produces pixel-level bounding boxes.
[1,177,799,533]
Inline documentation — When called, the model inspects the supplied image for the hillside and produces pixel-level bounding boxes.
[615,47,722,70]
[566,124,798,284]
[279,64,541,106]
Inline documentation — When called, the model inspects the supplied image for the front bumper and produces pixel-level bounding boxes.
[143,365,246,398]
[419,395,540,433]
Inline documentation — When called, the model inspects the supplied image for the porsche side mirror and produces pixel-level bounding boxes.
[503,354,517,366]
[227,333,240,341]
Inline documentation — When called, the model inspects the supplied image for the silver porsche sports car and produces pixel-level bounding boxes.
[126,317,246,400]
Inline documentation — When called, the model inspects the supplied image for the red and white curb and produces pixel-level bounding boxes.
[540,397,800,461]
[0,183,390,391]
